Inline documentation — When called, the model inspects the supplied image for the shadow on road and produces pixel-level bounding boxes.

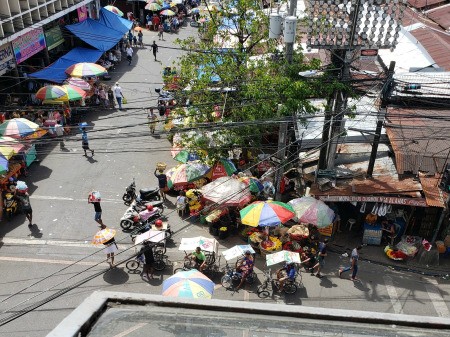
[103,267,130,285]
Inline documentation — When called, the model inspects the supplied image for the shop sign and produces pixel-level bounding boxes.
[0,43,16,76]
[12,28,46,64]
[318,195,428,207]
[77,5,89,22]
[45,26,64,51]
[318,223,333,237]
[360,49,378,61]
[211,163,226,180]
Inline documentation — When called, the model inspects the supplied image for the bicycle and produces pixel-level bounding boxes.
[173,251,219,275]
[220,262,256,290]
[126,245,166,272]
[257,269,300,297]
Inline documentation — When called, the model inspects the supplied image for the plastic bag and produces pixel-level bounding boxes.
[122,97,127,104]
[359,202,366,213]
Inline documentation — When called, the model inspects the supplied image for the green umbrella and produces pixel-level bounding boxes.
[174,150,200,163]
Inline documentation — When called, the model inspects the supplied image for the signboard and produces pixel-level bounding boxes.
[360,49,379,61]
[318,195,428,207]
[77,5,89,22]
[211,163,227,180]
[12,28,46,64]
[45,26,64,51]
[318,223,333,237]
[0,43,15,76]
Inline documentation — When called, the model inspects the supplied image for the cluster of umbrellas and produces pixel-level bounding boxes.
[145,0,183,15]
[0,118,45,174]
[35,63,107,104]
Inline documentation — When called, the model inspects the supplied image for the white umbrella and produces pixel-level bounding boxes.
[222,245,255,261]
[135,230,166,245]
[265,250,301,267]
[179,236,219,253]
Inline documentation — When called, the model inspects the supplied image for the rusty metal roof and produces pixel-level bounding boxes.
[408,0,445,9]
[385,108,450,175]
[419,174,447,207]
[426,5,450,30]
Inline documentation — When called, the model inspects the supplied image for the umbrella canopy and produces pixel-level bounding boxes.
[104,5,123,16]
[179,236,219,253]
[201,176,252,207]
[266,250,301,267]
[288,197,335,228]
[0,118,40,139]
[209,158,236,180]
[0,145,14,159]
[239,176,263,193]
[65,77,90,90]
[162,269,214,299]
[61,84,86,101]
[65,62,107,78]
[36,85,67,101]
[135,230,166,245]
[173,149,200,163]
[0,136,26,154]
[167,161,210,188]
[92,228,116,245]
[134,26,143,32]
[146,2,162,10]
[240,200,295,227]
[222,245,255,261]
[160,9,175,16]
[0,155,8,174]
[191,8,200,13]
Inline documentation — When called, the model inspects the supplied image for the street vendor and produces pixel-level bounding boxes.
[188,247,206,272]
[235,250,254,290]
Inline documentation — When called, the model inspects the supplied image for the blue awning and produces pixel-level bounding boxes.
[29,47,103,83]
[98,8,132,34]
[66,18,125,51]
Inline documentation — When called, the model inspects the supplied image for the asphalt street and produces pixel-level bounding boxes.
[0,24,449,337]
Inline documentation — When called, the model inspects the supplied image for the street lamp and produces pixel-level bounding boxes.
[304,0,407,169]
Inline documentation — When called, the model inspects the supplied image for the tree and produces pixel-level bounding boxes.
[169,0,335,160]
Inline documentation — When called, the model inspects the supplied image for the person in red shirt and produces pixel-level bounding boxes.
[152,15,160,31]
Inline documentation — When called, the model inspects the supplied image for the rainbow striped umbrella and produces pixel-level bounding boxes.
[160,9,175,16]
[162,269,214,299]
[65,77,90,90]
[62,84,86,101]
[104,5,123,16]
[65,63,107,78]
[167,161,210,188]
[0,155,8,174]
[288,197,335,228]
[240,200,295,227]
[0,145,14,159]
[0,118,40,139]
[92,228,116,245]
[146,2,162,10]
[36,85,67,101]
[0,136,26,154]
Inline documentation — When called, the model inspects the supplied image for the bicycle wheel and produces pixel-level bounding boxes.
[173,267,187,274]
[154,259,166,271]
[221,275,233,289]
[155,244,166,255]
[257,284,270,298]
[126,260,140,271]
[284,283,297,294]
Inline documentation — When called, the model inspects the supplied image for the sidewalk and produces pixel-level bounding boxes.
[330,230,450,278]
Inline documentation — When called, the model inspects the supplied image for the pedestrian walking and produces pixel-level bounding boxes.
[146,14,151,30]
[154,169,168,201]
[100,224,118,268]
[132,35,138,47]
[127,30,133,45]
[158,23,164,40]
[126,45,133,65]
[138,31,144,48]
[139,242,155,280]
[88,191,103,226]
[107,86,115,109]
[81,128,94,156]
[152,14,160,31]
[339,245,362,281]
[151,41,158,61]
[15,190,33,228]
[113,82,124,110]
[98,86,108,108]
[312,238,328,278]
[147,108,157,133]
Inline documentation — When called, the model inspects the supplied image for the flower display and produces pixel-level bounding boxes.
[219,227,228,232]
[283,241,303,253]
[260,236,282,252]
[249,232,264,244]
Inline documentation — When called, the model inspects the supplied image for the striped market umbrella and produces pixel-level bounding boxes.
[288,197,335,228]
[162,269,214,299]
[0,155,8,174]
[65,63,107,78]
[201,176,252,207]
[174,150,200,163]
[104,5,124,16]
[0,118,40,139]
[239,176,264,193]
[36,85,67,101]
[62,84,86,101]
[146,2,162,10]
[92,228,116,245]
[0,145,14,160]
[65,77,90,90]
[0,136,26,154]
[240,200,295,227]
[160,9,175,16]
[167,161,210,188]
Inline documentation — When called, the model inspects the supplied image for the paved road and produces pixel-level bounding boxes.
[0,25,449,336]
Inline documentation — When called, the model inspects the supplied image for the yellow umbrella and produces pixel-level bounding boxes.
[92,228,116,245]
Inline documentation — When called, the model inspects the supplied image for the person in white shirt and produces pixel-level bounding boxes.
[126,46,133,65]
[113,83,124,110]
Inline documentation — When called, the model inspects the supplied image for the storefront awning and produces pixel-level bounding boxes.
[98,8,132,34]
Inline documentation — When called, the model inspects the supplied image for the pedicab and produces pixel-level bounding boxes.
[175,236,220,275]
[220,244,257,290]
[126,228,167,272]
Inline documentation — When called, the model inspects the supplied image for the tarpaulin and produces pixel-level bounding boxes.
[98,8,133,34]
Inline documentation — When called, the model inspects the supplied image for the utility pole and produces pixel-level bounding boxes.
[285,0,296,64]
[275,119,288,201]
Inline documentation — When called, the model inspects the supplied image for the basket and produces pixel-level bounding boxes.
[436,241,446,254]
[156,162,167,171]
[259,243,281,259]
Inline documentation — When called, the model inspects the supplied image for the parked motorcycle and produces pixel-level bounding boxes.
[4,193,18,220]
[120,202,164,230]
[122,178,160,205]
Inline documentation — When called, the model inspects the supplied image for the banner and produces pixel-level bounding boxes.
[0,43,15,76]
[45,26,64,51]
[318,195,428,207]
[12,28,46,64]
[77,5,89,22]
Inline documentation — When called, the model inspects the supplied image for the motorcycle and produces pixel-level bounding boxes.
[122,178,160,205]
[120,201,164,230]
[220,263,256,290]
[4,193,18,220]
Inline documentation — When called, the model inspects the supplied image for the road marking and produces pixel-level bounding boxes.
[0,256,101,266]
[113,323,147,337]
[425,278,450,318]
[0,237,132,249]
[383,276,404,314]
[30,195,121,203]
[243,289,249,301]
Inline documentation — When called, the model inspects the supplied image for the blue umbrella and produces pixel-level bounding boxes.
[161,2,171,9]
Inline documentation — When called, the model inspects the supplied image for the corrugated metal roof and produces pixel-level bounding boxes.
[392,72,450,98]
[426,4,450,30]
[408,0,445,9]
[419,174,447,207]
[409,28,450,71]
[385,108,450,174]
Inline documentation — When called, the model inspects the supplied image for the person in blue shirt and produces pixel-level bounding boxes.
[81,128,94,156]
[276,262,296,292]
